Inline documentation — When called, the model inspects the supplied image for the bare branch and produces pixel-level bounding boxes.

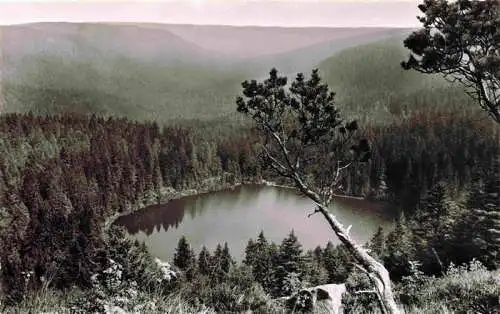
[354,290,378,295]
[307,207,321,218]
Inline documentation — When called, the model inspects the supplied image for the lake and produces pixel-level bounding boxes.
[114,184,396,262]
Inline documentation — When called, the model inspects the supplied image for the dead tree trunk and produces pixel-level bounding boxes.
[293,174,400,314]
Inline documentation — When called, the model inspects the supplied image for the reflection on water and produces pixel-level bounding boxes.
[114,185,395,262]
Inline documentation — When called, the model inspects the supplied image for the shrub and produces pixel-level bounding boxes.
[342,269,381,314]
[398,259,500,314]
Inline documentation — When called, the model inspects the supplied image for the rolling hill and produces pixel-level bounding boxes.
[1,22,472,123]
[318,37,477,123]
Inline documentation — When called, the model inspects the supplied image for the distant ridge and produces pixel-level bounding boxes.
[0,22,415,122]
[132,23,412,59]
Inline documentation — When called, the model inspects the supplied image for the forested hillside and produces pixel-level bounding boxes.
[319,38,476,122]
[0,103,497,308]
[0,14,499,313]
[1,23,409,122]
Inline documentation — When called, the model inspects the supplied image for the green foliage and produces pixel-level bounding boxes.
[455,162,500,269]
[402,0,500,123]
[384,213,415,281]
[243,231,276,293]
[398,259,500,314]
[197,246,212,276]
[4,56,248,123]
[322,242,353,283]
[411,182,454,273]
[342,270,381,314]
[368,226,386,261]
[0,113,267,302]
[104,226,177,293]
[302,250,329,287]
[237,68,370,192]
[278,231,304,275]
[173,236,196,280]
[383,169,498,279]
[319,37,474,123]
[397,260,429,306]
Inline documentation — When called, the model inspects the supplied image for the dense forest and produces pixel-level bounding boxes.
[1,1,499,310]
[0,102,498,312]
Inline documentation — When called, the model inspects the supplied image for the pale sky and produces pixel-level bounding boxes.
[0,0,422,27]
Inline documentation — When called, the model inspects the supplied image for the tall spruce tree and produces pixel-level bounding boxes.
[322,242,352,283]
[279,230,304,276]
[411,182,455,273]
[270,230,304,297]
[198,246,212,276]
[384,213,415,281]
[369,226,386,261]
[244,231,275,292]
[220,242,234,274]
[462,162,500,268]
[243,238,257,267]
[173,236,196,279]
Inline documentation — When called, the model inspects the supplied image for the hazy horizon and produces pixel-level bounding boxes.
[0,1,421,28]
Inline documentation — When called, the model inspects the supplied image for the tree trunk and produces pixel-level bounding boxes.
[294,177,401,314]
[319,207,400,314]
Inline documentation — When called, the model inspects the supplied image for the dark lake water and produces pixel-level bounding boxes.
[114,184,395,262]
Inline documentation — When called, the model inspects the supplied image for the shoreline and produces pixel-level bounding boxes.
[103,177,374,234]
[103,176,265,233]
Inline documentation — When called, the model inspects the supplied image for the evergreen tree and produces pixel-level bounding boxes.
[271,230,304,297]
[303,250,329,287]
[322,242,352,283]
[243,231,276,293]
[369,226,386,261]
[279,230,303,275]
[313,245,323,264]
[384,213,415,281]
[402,0,500,123]
[221,242,234,273]
[173,236,196,279]
[413,183,448,240]
[460,163,500,268]
[411,182,453,273]
[243,238,257,267]
[198,246,212,276]
[211,243,228,282]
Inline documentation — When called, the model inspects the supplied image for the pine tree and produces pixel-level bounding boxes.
[384,213,415,281]
[271,230,305,297]
[322,242,352,283]
[369,226,386,260]
[461,162,500,268]
[173,236,196,275]
[303,250,329,287]
[243,238,257,267]
[198,246,212,276]
[413,182,448,240]
[313,245,323,264]
[221,243,234,273]
[244,231,275,293]
[279,230,303,275]
[211,243,229,282]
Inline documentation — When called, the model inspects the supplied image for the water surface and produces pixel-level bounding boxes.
[115,185,395,261]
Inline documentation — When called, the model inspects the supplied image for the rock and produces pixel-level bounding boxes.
[285,283,346,314]
[312,284,346,313]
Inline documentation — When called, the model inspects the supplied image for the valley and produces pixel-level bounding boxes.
[0,11,498,313]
